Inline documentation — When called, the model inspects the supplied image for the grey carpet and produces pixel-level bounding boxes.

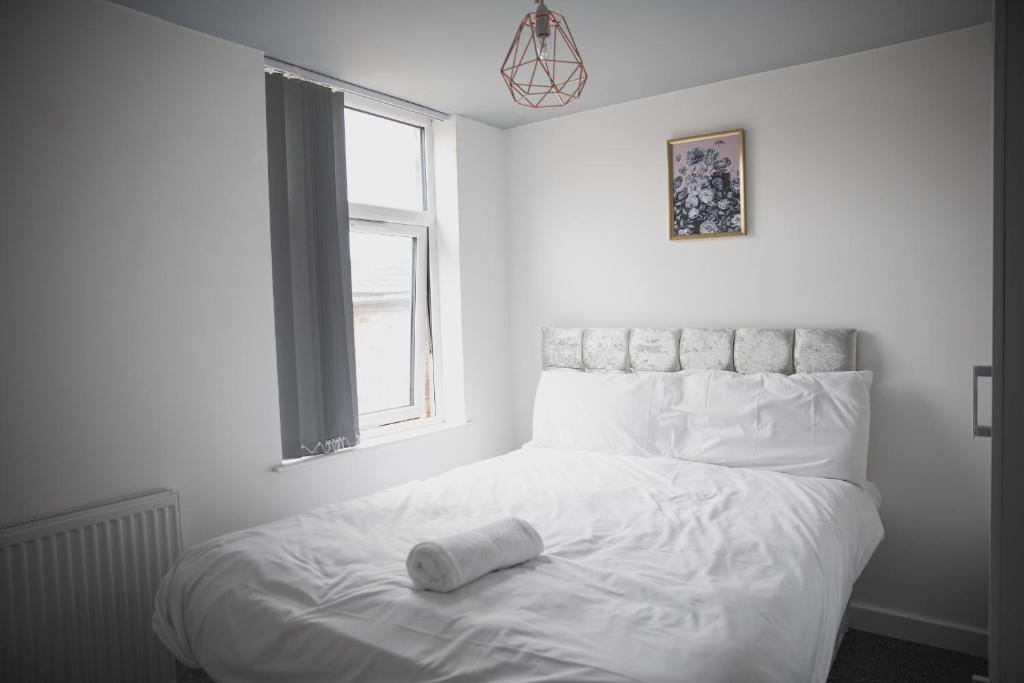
[828,629,987,682]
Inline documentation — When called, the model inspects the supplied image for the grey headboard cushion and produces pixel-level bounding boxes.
[541,327,584,369]
[629,328,682,372]
[734,328,795,374]
[542,327,857,374]
[582,328,630,371]
[794,328,857,374]
[680,328,735,371]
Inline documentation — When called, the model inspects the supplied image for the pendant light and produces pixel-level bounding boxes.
[500,0,587,108]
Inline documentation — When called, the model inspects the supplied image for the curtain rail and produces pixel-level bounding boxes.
[263,56,449,121]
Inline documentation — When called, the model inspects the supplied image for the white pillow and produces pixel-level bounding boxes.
[649,370,873,483]
[528,370,656,457]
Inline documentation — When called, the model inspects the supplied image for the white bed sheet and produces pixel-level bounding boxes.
[154,448,883,683]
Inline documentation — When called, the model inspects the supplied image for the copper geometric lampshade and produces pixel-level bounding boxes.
[500,0,587,108]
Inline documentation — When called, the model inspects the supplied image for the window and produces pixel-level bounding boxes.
[266,72,456,465]
[345,108,424,211]
[344,97,437,432]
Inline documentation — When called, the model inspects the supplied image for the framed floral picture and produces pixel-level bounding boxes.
[667,129,746,239]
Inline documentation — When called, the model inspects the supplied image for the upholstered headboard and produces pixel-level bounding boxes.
[541,328,857,375]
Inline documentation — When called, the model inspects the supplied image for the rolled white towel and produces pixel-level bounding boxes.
[406,517,544,592]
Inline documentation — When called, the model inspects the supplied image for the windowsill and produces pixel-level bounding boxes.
[271,418,468,473]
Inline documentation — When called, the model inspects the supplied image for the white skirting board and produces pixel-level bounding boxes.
[848,601,988,658]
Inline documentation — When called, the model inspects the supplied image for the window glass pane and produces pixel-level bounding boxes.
[345,108,424,211]
[351,231,415,414]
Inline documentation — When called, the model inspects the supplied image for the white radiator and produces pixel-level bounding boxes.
[0,489,182,683]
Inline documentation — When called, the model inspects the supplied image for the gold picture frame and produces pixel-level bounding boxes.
[667,129,746,240]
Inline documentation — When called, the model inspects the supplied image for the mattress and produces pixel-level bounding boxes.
[153,448,883,683]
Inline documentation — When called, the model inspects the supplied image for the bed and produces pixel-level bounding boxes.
[153,327,884,683]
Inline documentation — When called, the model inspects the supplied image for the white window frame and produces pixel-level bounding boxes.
[350,220,428,429]
[345,93,443,436]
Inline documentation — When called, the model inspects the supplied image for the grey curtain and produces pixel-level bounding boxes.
[265,72,359,458]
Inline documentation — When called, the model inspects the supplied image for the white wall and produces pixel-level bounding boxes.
[505,26,993,649]
[0,0,513,545]
[440,116,513,434]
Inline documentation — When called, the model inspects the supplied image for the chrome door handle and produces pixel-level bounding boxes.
[973,365,992,438]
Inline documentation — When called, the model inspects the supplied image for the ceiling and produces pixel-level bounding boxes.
[110,0,991,129]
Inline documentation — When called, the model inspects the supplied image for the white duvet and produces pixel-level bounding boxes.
[153,448,883,683]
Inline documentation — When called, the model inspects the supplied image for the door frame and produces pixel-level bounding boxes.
[991,2,1024,680]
